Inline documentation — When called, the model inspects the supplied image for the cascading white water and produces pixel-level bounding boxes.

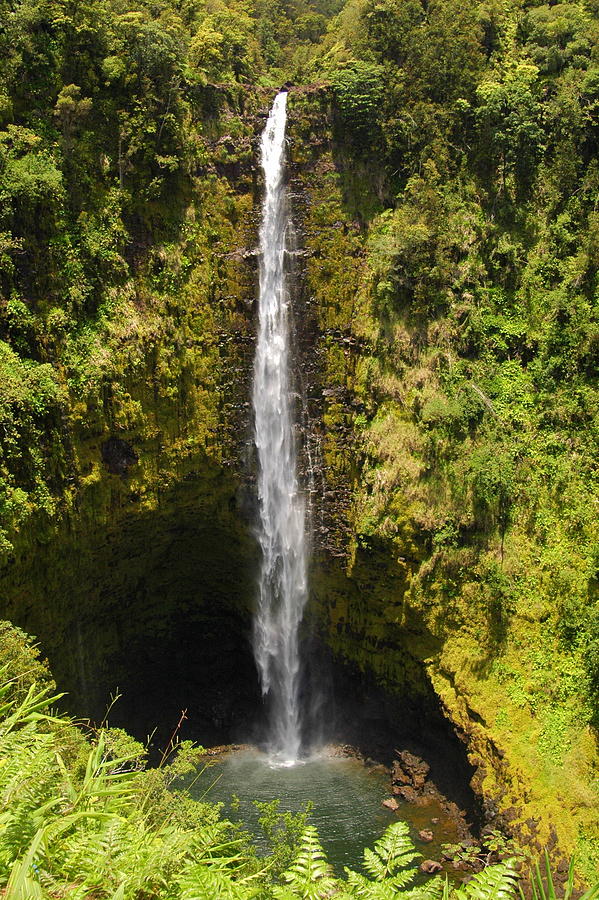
[252,91,308,766]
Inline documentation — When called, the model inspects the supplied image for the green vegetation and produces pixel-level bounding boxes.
[0,0,598,884]
[0,0,344,556]
[278,0,599,877]
[2,622,597,899]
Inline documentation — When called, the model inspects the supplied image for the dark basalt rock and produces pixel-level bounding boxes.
[392,751,431,790]
[392,785,420,803]
[101,437,138,476]
[421,860,443,874]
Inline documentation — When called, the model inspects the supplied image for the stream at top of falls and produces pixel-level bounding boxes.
[192,750,464,876]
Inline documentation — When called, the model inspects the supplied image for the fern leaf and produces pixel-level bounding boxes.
[363,821,420,882]
[403,875,446,900]
[273,887,303,900]
[345,866,399,898]
[280,825,338,899]
[179,865,258,899]
[363,847,386,881]
[453,860,519,900]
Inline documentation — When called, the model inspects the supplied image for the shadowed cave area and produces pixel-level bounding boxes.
[0,474,480,824]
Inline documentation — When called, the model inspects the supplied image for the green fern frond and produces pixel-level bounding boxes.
[345,866,401,898]
[363,821,421,882]
[179,864,259,899]
[273,887,305,900]
[345,864,436,899]
[453,859,519,900]
[403,875,446,900]
[4,823,47,900]
[0,729,59,876]
[278,825,338,899]
[363,847,387,881]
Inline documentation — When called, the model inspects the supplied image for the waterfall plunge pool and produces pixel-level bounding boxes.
[191,749,465,875]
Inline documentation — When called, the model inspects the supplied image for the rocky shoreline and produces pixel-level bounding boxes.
[327,743,516,879]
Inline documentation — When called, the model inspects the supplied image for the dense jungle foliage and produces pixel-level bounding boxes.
[1,621,597,899]
[302,0,599,874]
[315,0,599,866]
[315,0,599,734]
[0,0,343,554]
[0,0,598,885]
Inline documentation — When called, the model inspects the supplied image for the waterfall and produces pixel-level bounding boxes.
[252,91,308,766]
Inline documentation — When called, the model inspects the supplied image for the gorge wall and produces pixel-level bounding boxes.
[0,81,597,878]
[287,88,599,874]
[0,84,268,739]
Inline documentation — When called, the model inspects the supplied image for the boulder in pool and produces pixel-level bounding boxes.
[421,860,443,874]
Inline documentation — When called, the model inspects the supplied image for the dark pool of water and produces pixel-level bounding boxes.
[192,749,463,874]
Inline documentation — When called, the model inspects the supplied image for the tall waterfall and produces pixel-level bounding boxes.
[252,91,308,766]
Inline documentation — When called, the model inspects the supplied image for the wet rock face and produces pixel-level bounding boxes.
[109,602,262,751]
[388,745,475,835]
[284,90,514,851]
[303,649,482,829]
[0,85,270,747]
